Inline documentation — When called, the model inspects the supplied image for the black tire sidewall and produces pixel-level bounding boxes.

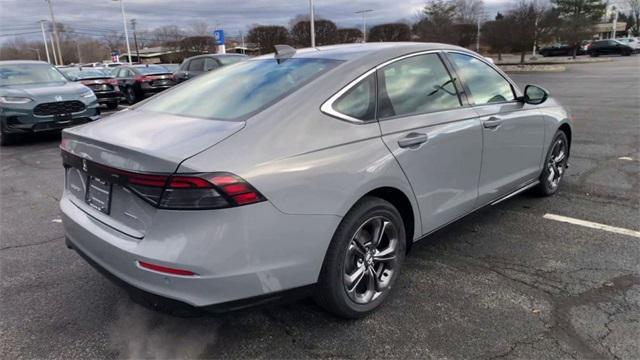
[316,196,406,318]
[538,131,569,196]
[126,87,137,104]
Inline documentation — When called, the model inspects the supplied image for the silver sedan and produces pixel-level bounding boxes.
[60,42,572,318]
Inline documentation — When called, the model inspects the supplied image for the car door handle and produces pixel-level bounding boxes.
[398,133,428,148]
[483,117,502,129]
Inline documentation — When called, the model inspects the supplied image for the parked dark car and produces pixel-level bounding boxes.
[538,44,585,57]
[113,64,176,104]
[588,39,634,57]
[59,67,121,110]
[174,54,247,83]
[0,61,99,145]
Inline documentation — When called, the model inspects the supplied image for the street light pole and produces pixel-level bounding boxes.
[612,6,618,39]
[355,9,373,43]
[114,0,133,64]
[309,0,315,47]
[130,18,140,61]
[45,0,63,64]
[39,20,51,63]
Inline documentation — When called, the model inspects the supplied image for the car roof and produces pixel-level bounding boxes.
[185,54,248,60]
[0,60,50,65]
[253,42,469,62]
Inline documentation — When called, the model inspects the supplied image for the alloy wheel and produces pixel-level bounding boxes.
[343,216,400,305]
[546,137,567,189]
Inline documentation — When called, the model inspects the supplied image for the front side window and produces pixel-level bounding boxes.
[377,53,461,119]
[140,58,341,120]
[331,74,376,121]
[448,53,515,105]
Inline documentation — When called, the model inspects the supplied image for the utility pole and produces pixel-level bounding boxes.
[531,0,538,58]
[50,32,59,65]
[612,6,618,38]
[355,9,373,43]
[29,48,42,61]
[131,18,140,61]
[309,0,316,47]
[46,0,63,64]
[113,0,133,64]
[240,31,245,55]
[39,20,51,63]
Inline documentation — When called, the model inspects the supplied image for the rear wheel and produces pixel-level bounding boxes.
[126,87,137,105]
[315,196,406,318]
[535,131,569,196]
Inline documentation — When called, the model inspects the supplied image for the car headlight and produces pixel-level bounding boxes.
[79,89,95,98]
[0,96,33,104]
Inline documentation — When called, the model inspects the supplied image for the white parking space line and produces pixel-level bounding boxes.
[543,213,640,239]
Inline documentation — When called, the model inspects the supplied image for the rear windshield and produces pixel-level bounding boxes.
[0,63,67,86]
[61,68,110,80]
[140,58,341,120]
[135,65,170,74]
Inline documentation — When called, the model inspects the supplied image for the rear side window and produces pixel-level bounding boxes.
[448,53,514,105]
[377,53,461,119]
[140,58,341,120]
[204,58,219,71]
[188,58,205,72]
[332,74,376,121]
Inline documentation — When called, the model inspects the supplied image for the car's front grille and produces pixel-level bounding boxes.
[33,101,85,116]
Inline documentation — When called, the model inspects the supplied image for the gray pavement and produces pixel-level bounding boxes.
[1,56,639,359]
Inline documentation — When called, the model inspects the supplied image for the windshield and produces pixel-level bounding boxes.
[135,65,170,74]
[0,63,67,86]
[60,68,110,80]
[140,58,341,120]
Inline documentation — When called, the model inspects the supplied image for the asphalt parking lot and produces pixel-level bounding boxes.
[1,56,639,359]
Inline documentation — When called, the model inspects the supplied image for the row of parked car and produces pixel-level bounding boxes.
[538,38,639,57]
[0,53,247,145]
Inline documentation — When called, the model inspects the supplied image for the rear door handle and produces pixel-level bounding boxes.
[398,132,428,148]
[483,116,502,129]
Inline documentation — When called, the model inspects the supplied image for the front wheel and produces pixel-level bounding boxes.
[535,131,569,196]
[315,196,406,318]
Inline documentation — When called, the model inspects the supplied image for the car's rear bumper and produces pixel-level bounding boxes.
[94,91,121,103]
[60,194,339,310]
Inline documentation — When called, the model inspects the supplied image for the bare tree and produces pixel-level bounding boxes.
[247,25,290,54]
[413,0,458,44]
[290,19,338,46]
[454,0,484,23]
[482,13,512,60]
[368,23,412,42]
[336,28,362,43]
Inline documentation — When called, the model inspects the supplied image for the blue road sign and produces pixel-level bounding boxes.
[213,29,225,45]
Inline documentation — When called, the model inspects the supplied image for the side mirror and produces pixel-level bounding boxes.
[522,84,549,105]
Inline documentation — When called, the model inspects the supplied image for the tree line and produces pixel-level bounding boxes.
[1,0,635,64]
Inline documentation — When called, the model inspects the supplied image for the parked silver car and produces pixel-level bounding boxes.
[60,43,572,318]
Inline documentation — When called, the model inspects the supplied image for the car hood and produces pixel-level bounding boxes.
[0,81,89,102]
[62,109,245,173]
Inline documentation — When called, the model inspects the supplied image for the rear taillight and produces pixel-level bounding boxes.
[61,150,264,210]
[107,79,119,86]
[127,172,265,210]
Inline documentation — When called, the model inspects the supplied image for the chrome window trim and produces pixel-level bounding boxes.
[320,50,442,124]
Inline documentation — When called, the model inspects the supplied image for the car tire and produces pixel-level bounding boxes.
[126,87,137,105]
[315,196,406,319]
[106,101,119,110]
[535,130,569,197]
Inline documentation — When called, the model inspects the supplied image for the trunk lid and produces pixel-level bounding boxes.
[62,109,245,238]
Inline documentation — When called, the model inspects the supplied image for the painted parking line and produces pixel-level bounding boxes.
[543,213,640,239]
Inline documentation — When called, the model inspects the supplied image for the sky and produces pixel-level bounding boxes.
[0,0,520,43]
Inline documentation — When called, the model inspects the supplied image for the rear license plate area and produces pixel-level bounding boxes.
[85,176,112,214]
